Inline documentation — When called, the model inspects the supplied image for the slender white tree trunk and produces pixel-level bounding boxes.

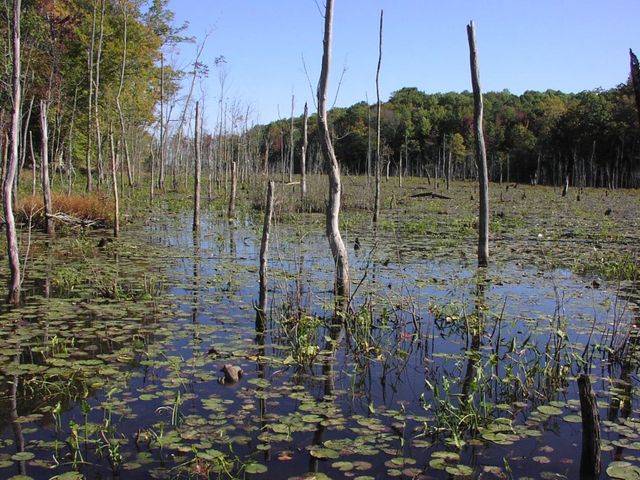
[228,159,237,219]
[40,101,54,236]
[289,94,295,183]
[116,0,133,187]
[193,102,201,232]
[85,1,97,192]
[373,10,383,223]
[4,0,22,305]
[467,21,489,267]
[318,0,350,312]
[256,180,274,331]
[300,102,308,199]
[109,125,119,237]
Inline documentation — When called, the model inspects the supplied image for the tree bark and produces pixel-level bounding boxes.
[193,102,201,232]
[256,180,274,332]
[40,101,54,236]
[467,21,489,267]
[4,0,22,305]
[318,0,350,312]
[373,10,383,223]
[578,374,601,479]
[301,102,308,199]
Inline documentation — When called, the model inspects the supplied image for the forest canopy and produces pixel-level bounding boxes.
[257,83,640,189]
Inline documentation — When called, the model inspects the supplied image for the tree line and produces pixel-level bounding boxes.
[258,83,640,189]
[1,2,639,201]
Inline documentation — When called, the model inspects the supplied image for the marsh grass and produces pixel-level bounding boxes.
[17,193,114,228]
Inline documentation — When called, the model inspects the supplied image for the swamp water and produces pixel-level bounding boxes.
[0,209,638,480]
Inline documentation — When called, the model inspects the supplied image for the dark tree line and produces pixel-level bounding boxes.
[257,81,640,189]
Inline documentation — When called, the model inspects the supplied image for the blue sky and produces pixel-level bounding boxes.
[167,0,640,127]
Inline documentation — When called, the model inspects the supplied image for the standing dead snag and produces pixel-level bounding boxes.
[289,94,295,184]
[256,181,274,332]
[373,10,383,224]
[40,101,54,236]
[630,49,640,128]
[578,374,601,478]
[193,102,201,232]
[228,159,237,220]
[300,102,308,199]
[317,0,351,312]
[467,21,489,267]
[4,0,22,305]
[109,125,120,238]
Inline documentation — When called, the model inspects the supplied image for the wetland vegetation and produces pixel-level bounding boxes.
[0,176,639,480]
[0,2,639,479]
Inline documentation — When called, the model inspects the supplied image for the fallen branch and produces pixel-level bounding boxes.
[46,212,100,228]
[410,192,452,200]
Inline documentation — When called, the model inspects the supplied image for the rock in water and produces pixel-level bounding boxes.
[220,364,243,383]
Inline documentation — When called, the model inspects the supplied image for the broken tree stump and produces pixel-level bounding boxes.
[578,373,601,479]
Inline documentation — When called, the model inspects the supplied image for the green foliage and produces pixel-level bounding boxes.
[573,251,640,281]
[258,83,640,187]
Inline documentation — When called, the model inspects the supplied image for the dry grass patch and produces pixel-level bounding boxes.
[17,193,113,228]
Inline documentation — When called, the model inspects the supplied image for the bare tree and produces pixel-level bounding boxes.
[467,21,489,267]
[256,181,274,331]
[158,52,165,191]
[116,0,133,187]
[85,0,97,192]
[94,0,106,186]
[228,159,237,219]
[629,49,640,127]
[317,0,350,311]
[193,102,201,232]
[300,102,308,199]
[40,101,54,236]
[289,94,295,183]
[109,125,119,237]
[4,0,22,305]
[373,10,383,223]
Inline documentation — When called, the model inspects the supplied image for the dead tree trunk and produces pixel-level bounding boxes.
[116,0,133,188]
[40,101,54,236]
[630,49,640,128]
[94,0,106,187]
[109,125,119,237]
[373,10,383,223]
[289,94,294,183]
[193,102,201,232]
[578,374,601,479]
[228,159,237,219]
[85,1,97,192]
[158,53,165,191]
[4,0,22,305]
[256,180,274,332]
[301,102,308,199]
[467,21,489,267]
[318,0,350,312]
